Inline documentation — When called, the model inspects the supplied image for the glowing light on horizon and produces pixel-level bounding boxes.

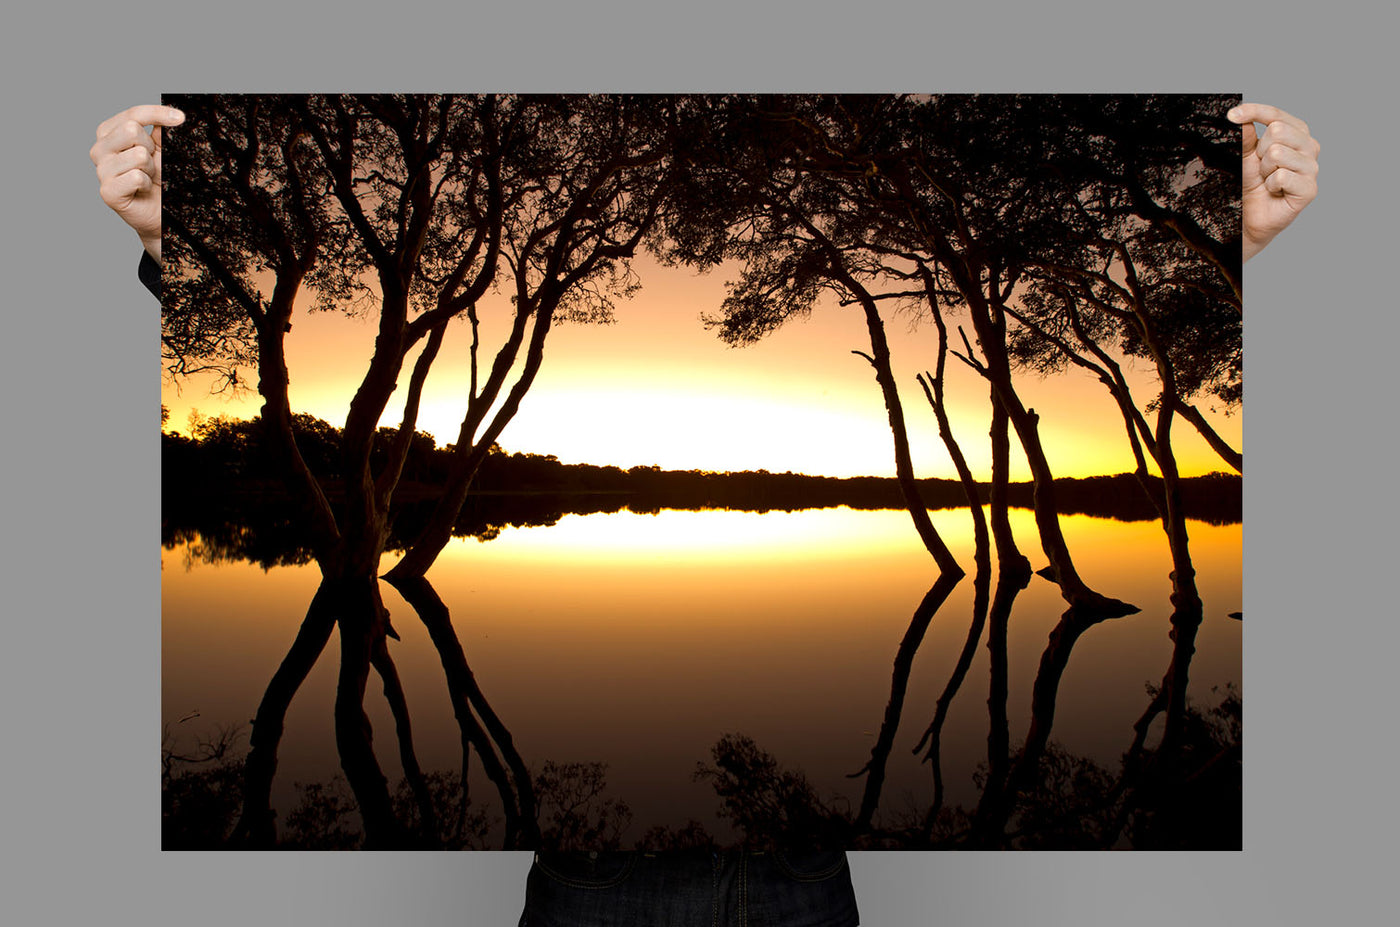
[159,258,1241,481]
[421,507,924,570]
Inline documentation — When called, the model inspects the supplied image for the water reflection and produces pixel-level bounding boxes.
[161,506,1241,849]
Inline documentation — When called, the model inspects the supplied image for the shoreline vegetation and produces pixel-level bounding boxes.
[162,415,1239,567]
[166,684,1242,851]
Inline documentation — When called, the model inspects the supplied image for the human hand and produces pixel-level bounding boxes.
[1227,103,1320,262]
[91,104,185,265]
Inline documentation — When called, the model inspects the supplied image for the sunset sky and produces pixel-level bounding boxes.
[160,254,1241,482]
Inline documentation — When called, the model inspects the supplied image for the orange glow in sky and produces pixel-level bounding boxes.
[161,257,1240,480]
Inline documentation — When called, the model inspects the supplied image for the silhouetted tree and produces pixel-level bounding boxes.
[848,572,962,832]
[866,96,1141,613]
[161,722,245,849]
[660,95,963,576]
[696,733,849,848]
[534,761,633,851]
[663,96,1148,612]
[1003,94,1242,758]
[166,94,676,847]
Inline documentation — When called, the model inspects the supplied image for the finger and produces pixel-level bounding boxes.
[96,104,185,140]
[96,145,157,184]
[1263,167,1318,203]
[1259,142,1318,180]
[1227,103,1309,137]
[1240,121,1258,158]
[151,126,163,184]
[1257,121,1321,160]
[89,119,156,164]
[100,167,156,206]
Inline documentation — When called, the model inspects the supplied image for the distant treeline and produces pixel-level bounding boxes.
[162,413,1240,568]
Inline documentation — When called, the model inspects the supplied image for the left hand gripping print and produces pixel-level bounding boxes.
[159,94,1243,850]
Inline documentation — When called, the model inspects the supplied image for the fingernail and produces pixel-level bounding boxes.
[1227,107,1242,120]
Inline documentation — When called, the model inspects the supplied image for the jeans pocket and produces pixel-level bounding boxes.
[532,851,638,890]
[772,848,848,882]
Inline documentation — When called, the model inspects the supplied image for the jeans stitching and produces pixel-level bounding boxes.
[772,850,847,883]
[533,853,637,890]
[739,853,748,927]
[711,852,719,927]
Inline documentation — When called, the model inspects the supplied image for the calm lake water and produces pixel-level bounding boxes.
[161,505,1241,843]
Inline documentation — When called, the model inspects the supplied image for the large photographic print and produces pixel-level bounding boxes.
[160,94,1242,850]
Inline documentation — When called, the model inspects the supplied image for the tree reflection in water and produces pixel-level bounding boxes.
[162,511,1239,850]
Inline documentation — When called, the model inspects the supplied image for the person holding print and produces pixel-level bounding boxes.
[91,103,183,293]
[98,98,1318,926]
[1227,102,1321,262]
[96,101,1319,280]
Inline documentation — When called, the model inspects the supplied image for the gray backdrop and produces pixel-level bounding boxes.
[6,2,1392,925]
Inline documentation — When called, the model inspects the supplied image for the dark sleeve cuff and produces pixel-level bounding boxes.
[138,249,161,300]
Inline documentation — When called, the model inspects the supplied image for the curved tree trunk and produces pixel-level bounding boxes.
[912,556,990,825]
[996,382,1129,613]
[830,276,961,575]
[1173,399,1242,474]
[917,274,989,565]
[369,634,438,846]
[1008,611,1094,794]
[993,601,1133,843]
[907,310,998,826]
[1009,282,1212,767]
[885,174,1116,608]
[853,320,962,575]
[330,574,403,848]
[386,301,556,583]
[978,321,1133,616]
[915,372,987,569]
[850,572,963,833]
[1020,300,1170,526]
[968,568,1031,847]
[232,581,338,848]
[1125,288,1208,766]
[1149,416,1206,764]
[387,574,539,847]
[987,386,1031,581]
[793,219,962,576]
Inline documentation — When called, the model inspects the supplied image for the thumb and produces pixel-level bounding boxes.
[152,125,163,185]
[1240,121,1258,158]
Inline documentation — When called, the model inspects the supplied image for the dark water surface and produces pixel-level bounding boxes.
[162,505,1241,846]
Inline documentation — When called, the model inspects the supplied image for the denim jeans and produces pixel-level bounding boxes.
[518,848,859,927]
